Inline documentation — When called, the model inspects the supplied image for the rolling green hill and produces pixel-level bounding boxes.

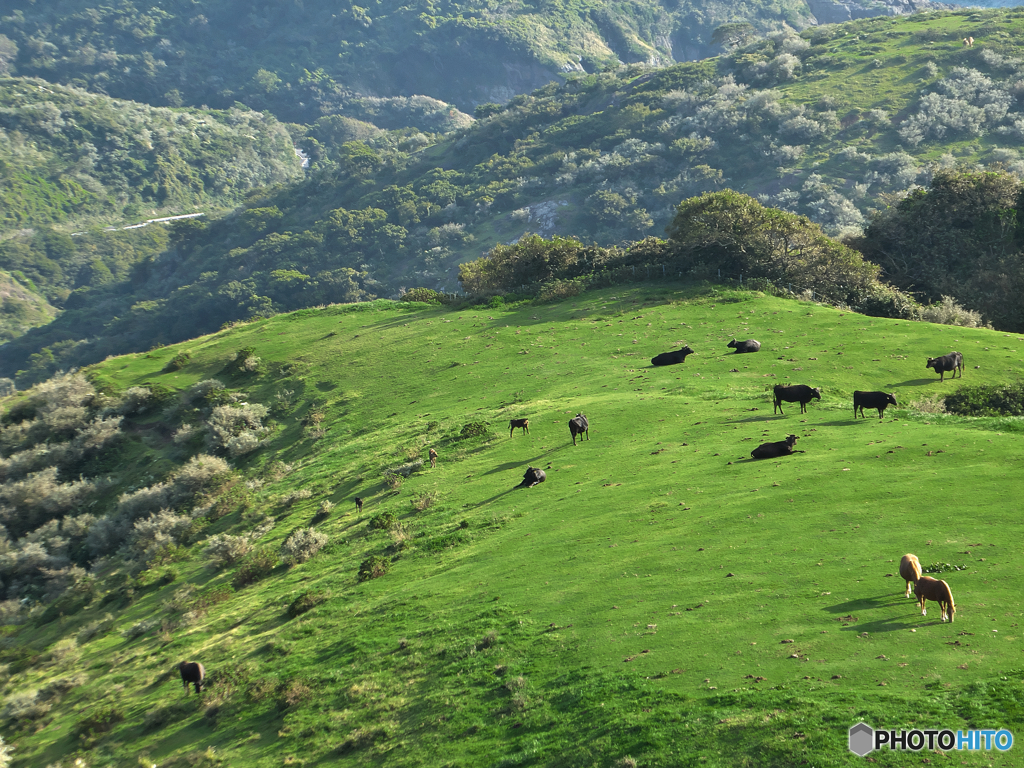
[2,284,1022,766]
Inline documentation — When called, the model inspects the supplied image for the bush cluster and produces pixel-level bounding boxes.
[944,381,1024,417]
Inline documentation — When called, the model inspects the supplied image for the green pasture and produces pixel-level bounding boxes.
[12,284,1024,767]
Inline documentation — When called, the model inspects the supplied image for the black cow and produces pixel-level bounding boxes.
[518,466,546,488]
[354,497,364,513]
[853,391,898,420]
[926,351,964,382]
[569,413,589,445]
[727,339,761,354]
[179,661,205,695]
[509,418,530,437]
[751,434,799,459]
[772,384,821,415]
[651,345,695,366]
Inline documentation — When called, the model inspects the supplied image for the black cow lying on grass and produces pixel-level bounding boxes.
[772,384,821,415]
[727,339,761,353]
[179,661,205,695]
[509,418,530,437]
[651,345,695,366]
[518,467,546,488]
[926,351,964,382]
[750,434,800,459]
[853,391,898,420]
[569,413,589,445]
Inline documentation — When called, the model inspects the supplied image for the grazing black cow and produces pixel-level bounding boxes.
[772,384,821,415]
[518,466,546,488]
[853,391,898,420]
[926,351,964,382]
[569,413,589,445]
[751,434,799,459]
[179,661,205,695]
[509,418,530,437]
[651,345,695,366]
[727,339,761,354]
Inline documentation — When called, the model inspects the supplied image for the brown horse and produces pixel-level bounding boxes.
[914,576,956,623]
[898,553,922,598]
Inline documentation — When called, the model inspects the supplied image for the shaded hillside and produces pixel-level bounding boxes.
[1,286,1022,767]
[0,78,303,232]
[0,0,817,123]
[0,270,55,344]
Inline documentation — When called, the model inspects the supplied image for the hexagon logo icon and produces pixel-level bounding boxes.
[849,722,875,756]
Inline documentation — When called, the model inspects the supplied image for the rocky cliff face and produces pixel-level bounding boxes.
[805,0,957,25]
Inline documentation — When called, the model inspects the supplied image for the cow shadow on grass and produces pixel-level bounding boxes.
[480,446,565,475]
[725,415,788,424]
[889,378,938,388]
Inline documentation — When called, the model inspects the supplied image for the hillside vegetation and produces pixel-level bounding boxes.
[0,78,303,232]
[1,285,1022,766]
[8,10,1024,387]
[0,0,816,122]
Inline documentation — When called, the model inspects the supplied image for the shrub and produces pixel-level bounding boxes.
[2,690,51,722]
[115,386,153,415]
[369,511,397,531]
[287,589,330,618]
[944,381,1024,417]
[459,422,488,439]
[163,351,191,372]
[401,287,444,304]
[357,555,391,582]
[206,403,270,456]
[76,613,115,644]
[233,547,277,587]
[121,619,157,640]
[74,704,124,739]
[280,528,328,564]
[204,534,253,568]
[412,491,437,511]
[920,295,985,327]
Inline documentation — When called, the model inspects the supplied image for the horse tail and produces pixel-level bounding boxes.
[942,580,955,609]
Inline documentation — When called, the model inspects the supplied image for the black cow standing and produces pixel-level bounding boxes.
[926,351,964,382]
[772,384,821,415]
[518,467,546,488]
[354,497,364,513]
[727,339,761,354]
[751,434,800,459]
[651,346,695,366]
[569,413,589,445]
[179,661,205,695]
[853,391,898,420]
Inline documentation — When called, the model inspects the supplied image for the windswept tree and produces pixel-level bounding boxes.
[665,190,881,306]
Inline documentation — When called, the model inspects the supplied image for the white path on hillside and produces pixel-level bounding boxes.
[71,212,206,236]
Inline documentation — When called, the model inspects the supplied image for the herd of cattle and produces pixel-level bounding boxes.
[516,338,962,462]
[174,339,969,697]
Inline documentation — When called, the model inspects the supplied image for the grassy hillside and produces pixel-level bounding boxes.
[3,284,1023,766]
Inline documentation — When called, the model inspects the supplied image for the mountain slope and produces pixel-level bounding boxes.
[2,285,1023,766]
[0,77,303,232]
